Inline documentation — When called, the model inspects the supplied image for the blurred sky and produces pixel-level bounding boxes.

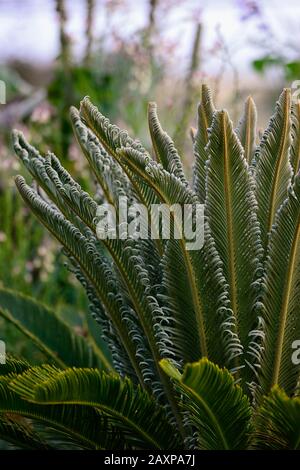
[1,0,300,80]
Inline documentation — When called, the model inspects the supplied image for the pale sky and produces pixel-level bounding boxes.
[0,0,300,79]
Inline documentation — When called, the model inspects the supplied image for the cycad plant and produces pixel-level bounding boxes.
[0,85,299,449]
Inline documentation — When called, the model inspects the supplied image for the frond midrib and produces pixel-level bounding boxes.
[182,384,229,450]
[221,112,238,318]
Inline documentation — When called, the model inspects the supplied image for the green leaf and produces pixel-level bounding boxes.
[285,61,300,81]
[148,101,188,186]
[0,373,124,449]
[70,106,135,206]
[80,96,148,159]
[253,386,300,449]
[193,84,215,202]
[13,130,85,232]
[161,358,251,450]
[14,178,144,384]
[10,365,181,450]
[0,356,30,376]
[78,97,164,254]
[119,147,241,370]
[40,149,178,402]
[236,96,257,164]
[205,110,263,379]
[0,415,52,449]
[252,56,283,74]
[254,88,293,248]
[0,288,104,369]
[258,173,300,397]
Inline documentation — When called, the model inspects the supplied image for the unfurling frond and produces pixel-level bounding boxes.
[193,84,215,202]
[254,88,293,248]
[236,96,257,164]
[148,102,188,186]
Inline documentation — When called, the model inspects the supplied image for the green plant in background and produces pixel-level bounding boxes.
[0,85,299,449]
[45,0,165,163]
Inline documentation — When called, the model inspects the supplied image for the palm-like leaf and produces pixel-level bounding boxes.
[119,146,241,369]
[70,106,136,206]
[254,88,293,248]
[14,177,144,385]
[0,288,106,369]
[258,172,300,397]
[0,356,30,376]
[0,415,52,450]
[236,96,257,164]
[0,374,124,449]
[77,99,164,254]
[9,86,300,450]
[253,386,300,449]
[10,365,181,450]
[148,102,188,186]
[205,110,263,381]
[193,84,215,202]
[161,358,251,450]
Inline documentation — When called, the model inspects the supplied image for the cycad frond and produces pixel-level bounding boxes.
[10,365,181,450]
[0,374,124,449]
[161,358,251,450]
[0,415,51,449]
[14,177,144,386]
[78,98,164,253]
[148,102,188,186]
[0,356,30,376]
[70,106,135,206]
[236,96,257,164]
[252,386,300,449]
[80,96,148,158]
[0,288,104,369]
[254,88,293,248]
[205,110,263,381]
[193,84,215,202]
[119,146,241,370]
[258,172,300,397]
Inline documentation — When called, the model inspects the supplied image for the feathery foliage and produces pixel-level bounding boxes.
[0,85,299,449]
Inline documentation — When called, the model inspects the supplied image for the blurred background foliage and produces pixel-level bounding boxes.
[0,0,300,361]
